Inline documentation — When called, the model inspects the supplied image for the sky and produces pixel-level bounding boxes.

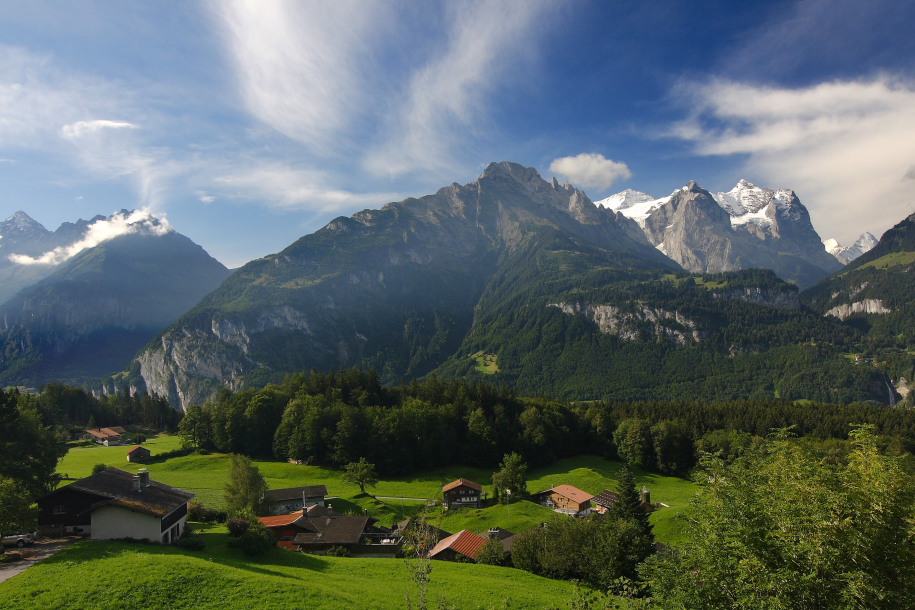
[1,0,915,268]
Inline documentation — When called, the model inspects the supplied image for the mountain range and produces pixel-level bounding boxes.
[2,162,904,409]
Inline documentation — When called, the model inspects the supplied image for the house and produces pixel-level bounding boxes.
[37,467,194,543]
[393,517,452,557]
[85,426,128,446]
[264,485,328,516]
[442,478,483,509]
[258,510,313,550]
[532,484,594,517]
[591,489,620,514]
[426,529,488,562]
[290,505,393,555]
[126,445,151,463]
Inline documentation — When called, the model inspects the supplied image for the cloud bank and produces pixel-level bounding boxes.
[10,209,171,266]
[549,153,632,191]
[670,76,915,242]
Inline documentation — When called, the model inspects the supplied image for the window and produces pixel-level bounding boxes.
[53,505,66,514]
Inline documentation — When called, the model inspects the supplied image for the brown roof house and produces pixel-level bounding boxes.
[442,478,483,510]
[258,510,313,551]
[291,505,394,556]
[426,530,488,562]
[532,484,594,517]
[591,489,620,515]
[85,426,127,446]
[126,445,151,463]
[264,485,328,516]
[37,467,193,543]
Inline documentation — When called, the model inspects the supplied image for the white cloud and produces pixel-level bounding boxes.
[209,163,402,213]
[10,209,171,266]
[669,77,915,243]
[548,153,632,191]
[60,119,137,140]
[364,0,552,178]
[211,0,391,153]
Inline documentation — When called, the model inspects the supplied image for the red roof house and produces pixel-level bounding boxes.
[426,529,488,562]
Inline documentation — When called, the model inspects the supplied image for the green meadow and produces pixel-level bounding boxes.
[55,437,696,543]
[0,524,582,610]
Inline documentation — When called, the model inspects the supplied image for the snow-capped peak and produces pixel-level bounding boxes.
[596,189,672,227]
[825,232,878,265]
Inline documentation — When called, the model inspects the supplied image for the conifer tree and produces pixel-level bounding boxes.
[609,464,652,539]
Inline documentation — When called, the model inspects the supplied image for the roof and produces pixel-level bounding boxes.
[127,445,149,454]
[485,526,514,540]
[427,529,488,561]
[535,484,594,504]
[592,489,620,508]
[264,485,328,502]
[442,478,482,493]
[85,427,126,439]
[46,467,193,518]
[258,510,308,529]
[292,514,373,546]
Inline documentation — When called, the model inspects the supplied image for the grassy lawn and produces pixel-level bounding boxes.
[56,441,696,543]
[471,350,500,374]
[0,524,580,610]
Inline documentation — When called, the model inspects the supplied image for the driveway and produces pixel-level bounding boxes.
[0,536,80,584]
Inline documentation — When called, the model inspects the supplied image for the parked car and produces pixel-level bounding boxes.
[1,531,37,548]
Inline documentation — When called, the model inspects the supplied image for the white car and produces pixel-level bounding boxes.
[1,531,37,548]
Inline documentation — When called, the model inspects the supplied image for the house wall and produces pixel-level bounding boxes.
[537,492,591,514]
[91,505,163,542]
[38,487,99,534]
[444,486,481,508]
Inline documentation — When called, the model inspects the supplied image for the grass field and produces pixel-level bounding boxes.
[55,438,696,543]
[0,524,584,610]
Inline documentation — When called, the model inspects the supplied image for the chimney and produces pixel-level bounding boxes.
[133,475,141,492]
[138,468,150,488]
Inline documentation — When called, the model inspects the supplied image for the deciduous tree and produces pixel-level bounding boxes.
[492,452,528,503]
[224,454,267,516]
[341,457,378,495]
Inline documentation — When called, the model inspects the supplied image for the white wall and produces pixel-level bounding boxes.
[91,505,163,542]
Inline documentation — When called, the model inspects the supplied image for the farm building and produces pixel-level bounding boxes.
[264,485,328,516]
[37,467,193,543]
[532,484,594,517]
[84,426,127,446]
[426,530,488,562]
[126,445,151,463]
[442,478,483,509]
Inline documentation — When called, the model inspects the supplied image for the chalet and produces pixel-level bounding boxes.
[126,445,151,463]
[290,505,393,555]
[37,467,193,543]
[532,484,594,517]
[85,426,127,446]
[591,489,620,514]
[426,529,488,562]
[393,517,452,555]
[442,478,483,510]
[263,485,328,516]
[258,510,312,550]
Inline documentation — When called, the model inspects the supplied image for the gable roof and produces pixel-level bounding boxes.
[127,445,149,454]
[258,510,309,529]
[85,426,127,439]
[46,467,193,518]
[534,484,594,504]
[292,514,374,546]
[264,485,328,502]
[442,478,482,493]
[427,529,488,561]
[592,489,620,508]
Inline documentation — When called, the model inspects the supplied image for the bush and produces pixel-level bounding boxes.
[226,516,251,537]
[91,463,109,475]
[227,522,274,557]
[326,545,351,557]
[178,535,205,551]
[189,502,227,523]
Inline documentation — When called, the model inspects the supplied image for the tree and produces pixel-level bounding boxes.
[224,454,267,516]
[492,452,528,503]
[608,465,652,540]
[643,427,915,609]
[341,457,378,495]
[613,418,653,469]
[0,476,36,536]
[476,536,508,566]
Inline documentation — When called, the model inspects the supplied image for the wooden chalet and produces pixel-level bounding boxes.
[126,445,151,463]
[426,529,488,562]
[85,426,127,446]
[263,485,328,516]
[532,484,594,517]
[37,467,193,543]
[591,489,620,514]
[258,510,313,550]
[290,505,395,556]
[442,478,483,509]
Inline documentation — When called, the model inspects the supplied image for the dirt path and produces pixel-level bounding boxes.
[0,536,80,584]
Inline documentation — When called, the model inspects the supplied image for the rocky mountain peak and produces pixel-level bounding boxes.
[1,210,49,239]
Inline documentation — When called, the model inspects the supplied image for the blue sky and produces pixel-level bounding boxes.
[1,0,914,268]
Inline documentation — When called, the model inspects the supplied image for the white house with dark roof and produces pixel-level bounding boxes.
[37,467,194,543]
[263,485,328,515]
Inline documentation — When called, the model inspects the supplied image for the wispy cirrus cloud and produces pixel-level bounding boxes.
[364,0,553,179]
[549,153,632,191]
[10,208,171,266]
[668,76,915,242]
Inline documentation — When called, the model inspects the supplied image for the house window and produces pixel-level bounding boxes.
[53,505,66,514]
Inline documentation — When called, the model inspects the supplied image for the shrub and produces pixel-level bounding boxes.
[227,522,274,557]
[178,535,205,551]
[226,516,252,537]
[91,463,109,475]
[189,502,227,523]
[326,545,351,557]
